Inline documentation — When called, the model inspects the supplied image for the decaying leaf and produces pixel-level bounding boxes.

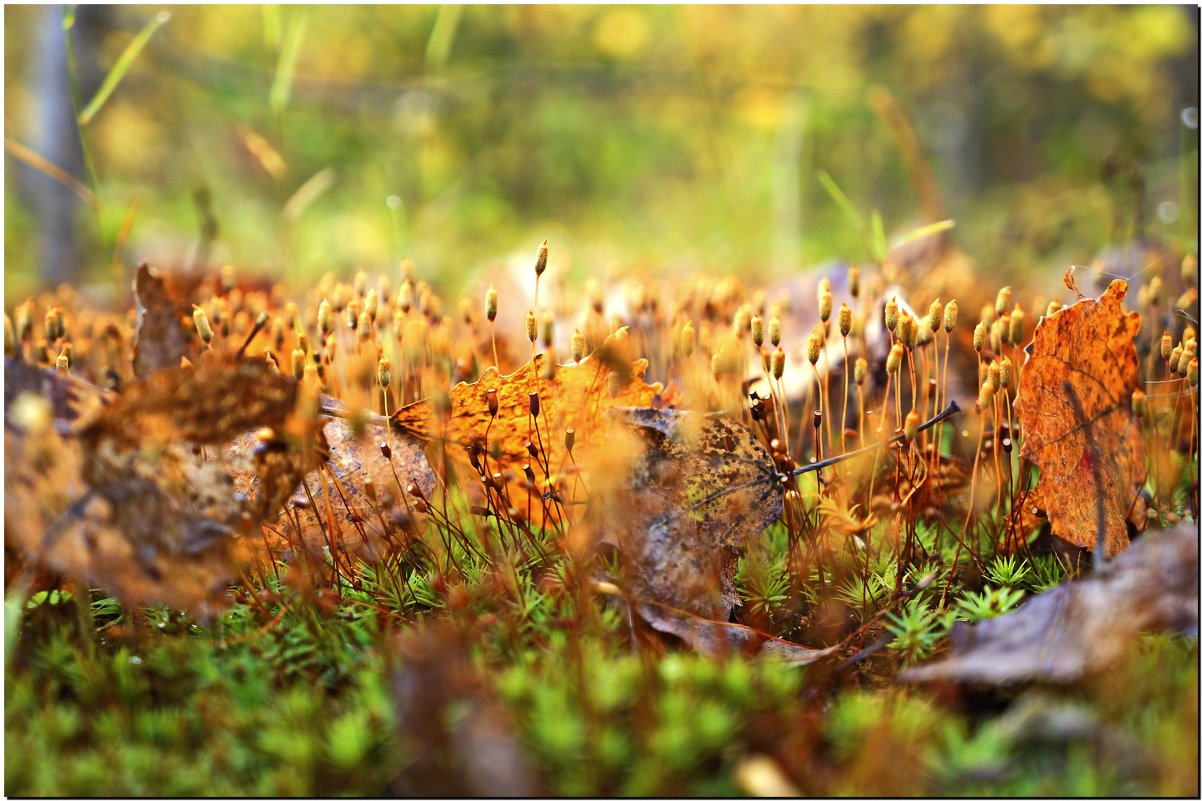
[901,524,1197,685]
[609,408,784,621]
[257,410,437,563]
[4,419,254,619]
[131,263,199,378]
[4,357,109,428]
[83,356,298,447]
[1018,279,1145,556]
[634,598,841,665]
[4,357,321,618]
[77,357,304,560]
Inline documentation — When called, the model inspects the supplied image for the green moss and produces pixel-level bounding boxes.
[5,506,1198,797]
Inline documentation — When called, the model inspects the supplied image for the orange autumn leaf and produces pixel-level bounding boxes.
[390,337,663,509]
[1018,278,1145,556]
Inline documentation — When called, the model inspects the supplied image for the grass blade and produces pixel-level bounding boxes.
[817,170,864,232]
[237,124,288,180]
[891,219,956,249]
[426,4,464,71]
[283,168,337,222]
[262,4,282,51]
[870,209,887,262]
[78,11,170,126]
[4,137,95,206]
[270,10,309,120]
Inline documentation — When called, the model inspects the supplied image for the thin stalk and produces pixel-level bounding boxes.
[811,362,825,466]
[991,393,1004,551]
[489,321,499,372]
[868,372,895,503]
[840,335,850,455]
[820,333,834,461]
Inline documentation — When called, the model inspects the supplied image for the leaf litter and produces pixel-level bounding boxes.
[1018,277,1146,557]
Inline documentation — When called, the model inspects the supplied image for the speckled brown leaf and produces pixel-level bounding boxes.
[4,358,319,617]
[256,410,436,563]
[132,263,199,378]
[84,356,297,447]
[4,357,109,428]
[609,408,784,622]
[1018,279,1145,556]
[80,357,305,551]
[4,423,254,619]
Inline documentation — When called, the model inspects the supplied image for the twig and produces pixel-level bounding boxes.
[793,401,961,478]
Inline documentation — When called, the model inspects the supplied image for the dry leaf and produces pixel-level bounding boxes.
[1018,279,1145,556]
[84,356,298,447]
[609,407,784,621]
[79,357,304,552]
[4,421,252,619]
[635,599,841,665]
[5,357,318,617]
[391,343,662,510]
[4,357,108,427]
[902,524,1197,685]
[577,406,827,660]
[258,409,437,563]
[131,263,199,379]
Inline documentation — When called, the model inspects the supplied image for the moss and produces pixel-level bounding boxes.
[6,515,1198,797]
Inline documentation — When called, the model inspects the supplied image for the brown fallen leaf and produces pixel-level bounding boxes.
[4,357,109,428]
[634,599,841,665]
[901,524,1197,685]
[391,341,662,513]
[77,356,304,556]
[608,407,784,621]
[131,263,199,379]
[611,404,962,661]
[256,408,437,563]
[1018,278,1146,556]
[5,416,254,618]
[590,408,831,661]
[4,357,321,618]
[83,355,298,448]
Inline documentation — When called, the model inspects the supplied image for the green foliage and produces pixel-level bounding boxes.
[6,523,1198,798]
[76,11,171,126]
[5,6,1196,295]
[1028,553,1071,593]
[955,585,1026,623]
[737,546,790,622]
[885,598,955,665]
[985,554,1031,589]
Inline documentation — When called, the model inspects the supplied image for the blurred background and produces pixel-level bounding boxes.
[4,5,1198,299]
